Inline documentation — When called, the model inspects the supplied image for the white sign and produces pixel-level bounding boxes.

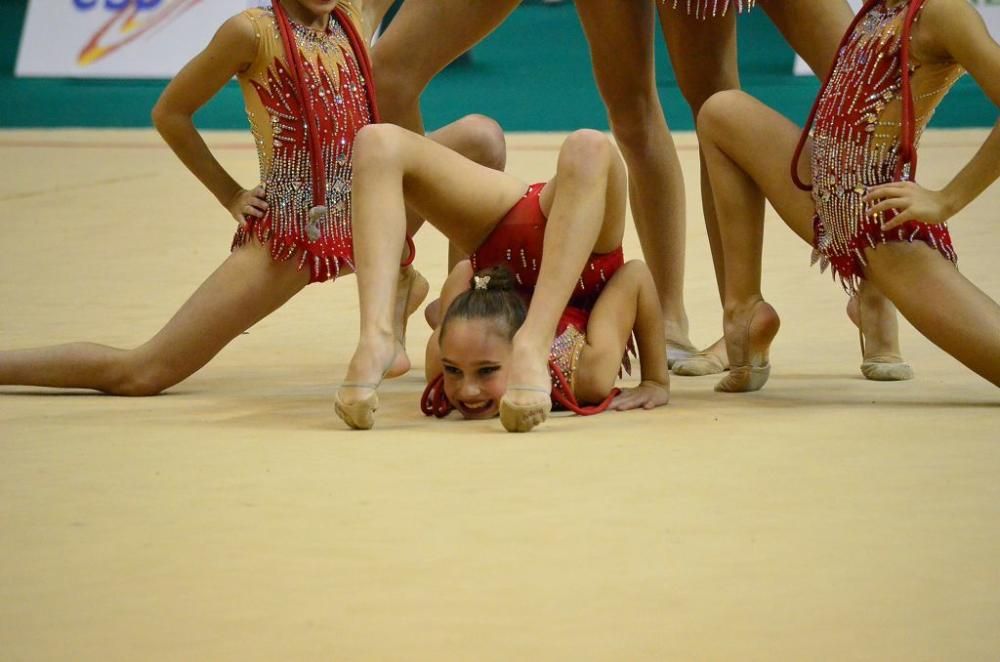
[795,0,1000,75]
[16,0,254,78]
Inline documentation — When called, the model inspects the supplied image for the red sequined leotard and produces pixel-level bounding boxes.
[795,0,964,293]
[422,184,631,418]
[232,2,376,283]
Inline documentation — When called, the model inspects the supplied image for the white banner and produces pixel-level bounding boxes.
[15,0,261,78]
[795,0,1000,75]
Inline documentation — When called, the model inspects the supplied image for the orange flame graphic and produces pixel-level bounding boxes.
[77,0,202,67]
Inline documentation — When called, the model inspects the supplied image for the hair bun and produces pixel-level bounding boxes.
[442,265,527,343]
[470,266,516,293]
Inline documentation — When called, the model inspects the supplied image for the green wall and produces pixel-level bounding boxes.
[0,1,994,131]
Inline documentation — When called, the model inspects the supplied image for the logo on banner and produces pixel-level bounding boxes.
[75,0,202,66]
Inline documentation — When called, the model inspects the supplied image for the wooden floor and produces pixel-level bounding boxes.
[1,128,998,661]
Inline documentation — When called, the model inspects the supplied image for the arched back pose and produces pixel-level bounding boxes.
[370,0,912,382]
[0,0,496,396]
[696,0,1000,391]
[335,120,671,432]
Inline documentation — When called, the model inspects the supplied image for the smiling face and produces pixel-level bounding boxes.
[439,318,512,419]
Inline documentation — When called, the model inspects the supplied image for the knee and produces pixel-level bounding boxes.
[695,90,748,141]
[352,123,405,174]
[602,90,662,149]
[452,114,507,170]
[108,359,175,397]
[558,129,616,179]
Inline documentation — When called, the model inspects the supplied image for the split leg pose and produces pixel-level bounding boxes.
[0,0,497,396]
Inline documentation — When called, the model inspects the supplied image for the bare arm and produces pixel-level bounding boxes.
[151,14,266,223]
[866,0,1000,229]
[424,260,474,382]
[575,261,669,410]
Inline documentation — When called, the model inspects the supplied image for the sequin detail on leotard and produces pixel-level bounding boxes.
[802,0,963,293]
[233,5,374,283]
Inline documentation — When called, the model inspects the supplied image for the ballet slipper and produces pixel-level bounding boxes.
[499,386,552,433]
[672,350,728,377]
[860,355,915,381]
[666,340,699,369]
[715,300,780,393]
[851,296,914,382]
[334,384,380,430]
[335,345,399,430]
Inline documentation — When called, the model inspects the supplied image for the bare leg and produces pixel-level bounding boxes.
[371,0,520,136]
[696,91,820,392]
[656,7,741,374]
[865,243,1000,386]
[501,130,628,432]
[574,0,693,352]
[393,115,510,358]
[372,0,517,337]
[0,240,308,394]
[336,120,529,428]
[760,0,852,78]
[703,90,999,388]
[375,1,513,324]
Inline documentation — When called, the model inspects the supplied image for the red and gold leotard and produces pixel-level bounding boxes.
[794,0,963,293]
[232,2,376,284]
[470,183,624,311]
[422,184,631,418]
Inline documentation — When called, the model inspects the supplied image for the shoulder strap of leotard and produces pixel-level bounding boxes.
[790,0,921,191]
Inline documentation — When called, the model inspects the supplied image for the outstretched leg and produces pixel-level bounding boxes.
[336,119,529,429]
[500,130,628,432]
[865,242,1000,386]
[0,240,309,395]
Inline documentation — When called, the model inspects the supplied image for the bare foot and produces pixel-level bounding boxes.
[715,300,780,393]
[385,266,430,379]
[499,337,553,433]
[672,336,729,377]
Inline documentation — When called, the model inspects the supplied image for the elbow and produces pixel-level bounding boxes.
[150,98,189,137]
[150,98,167,132]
